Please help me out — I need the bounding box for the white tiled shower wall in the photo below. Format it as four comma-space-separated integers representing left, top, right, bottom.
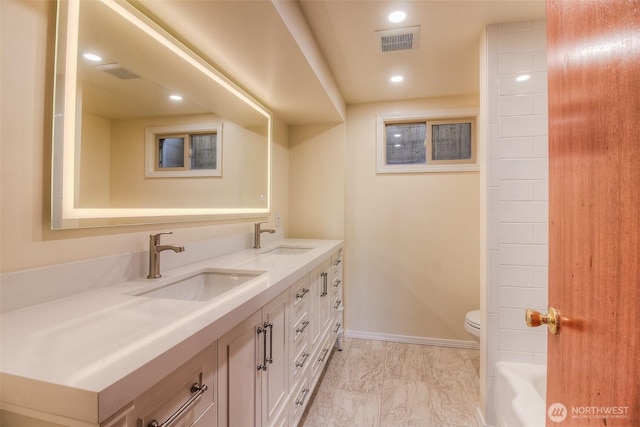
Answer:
484, 20, 548, 424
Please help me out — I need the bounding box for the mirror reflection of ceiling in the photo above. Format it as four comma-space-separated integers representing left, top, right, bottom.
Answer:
78, 0, 266, 129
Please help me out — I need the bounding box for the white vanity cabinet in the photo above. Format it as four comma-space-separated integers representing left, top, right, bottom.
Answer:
308, 258, 332, 352
114, 342, 217, 427
217, 290, 289, 427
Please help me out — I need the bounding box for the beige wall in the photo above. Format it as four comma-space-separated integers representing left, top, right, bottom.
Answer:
0, 0, 289, 273
345, 97, 481, 341
288, 124, 345, 240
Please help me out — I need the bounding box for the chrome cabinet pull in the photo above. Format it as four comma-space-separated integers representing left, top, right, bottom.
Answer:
266, 322, 274, 364
333, 279, 341, 288
296, 288, 309, 299
333, 259, 342, 266
320, 272, 328, 297
257, 325, 267, 371
295, 387, 310, 406
295, 352, 310, 368
334, 300, 342, 310
333, 323, 341, 334
147, 383, 208, 427
318, 348, 330, 362
296, 319, 310, 334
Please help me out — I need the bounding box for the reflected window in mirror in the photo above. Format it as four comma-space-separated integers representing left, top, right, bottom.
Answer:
146, 123, 222, 178
156, 132, 218, 172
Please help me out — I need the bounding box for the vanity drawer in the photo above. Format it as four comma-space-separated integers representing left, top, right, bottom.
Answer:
126, 343, 216, 427
290, 275, 310, 320
291, 311, 310, 350
290, 340, 310, 387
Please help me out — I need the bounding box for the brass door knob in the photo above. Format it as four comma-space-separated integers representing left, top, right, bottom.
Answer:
525, 307, 560, 335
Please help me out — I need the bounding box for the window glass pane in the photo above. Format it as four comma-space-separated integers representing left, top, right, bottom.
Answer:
190, 133, 217, 170
385, 123, 426, 165
158, 137, 184, 168
431, 123, 472, 160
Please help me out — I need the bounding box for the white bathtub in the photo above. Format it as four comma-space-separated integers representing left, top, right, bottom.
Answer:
495, 362, 547, 427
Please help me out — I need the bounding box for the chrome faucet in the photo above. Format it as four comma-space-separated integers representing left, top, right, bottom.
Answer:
253, 221, 275, 249
147, 232, 185, 279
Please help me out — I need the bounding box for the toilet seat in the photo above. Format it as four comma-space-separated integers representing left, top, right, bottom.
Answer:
464, 310, 481, 339
466, 310, 480, 329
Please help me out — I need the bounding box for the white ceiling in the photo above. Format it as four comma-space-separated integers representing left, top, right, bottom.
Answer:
137, 0, 546, 125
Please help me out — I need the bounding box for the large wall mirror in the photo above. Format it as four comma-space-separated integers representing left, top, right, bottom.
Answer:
52, 0, 271, 229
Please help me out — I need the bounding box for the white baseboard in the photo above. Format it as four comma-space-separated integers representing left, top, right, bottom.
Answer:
344, 330, 480, 350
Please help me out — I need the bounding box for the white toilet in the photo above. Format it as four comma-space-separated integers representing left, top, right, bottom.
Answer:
464, 310, 481, 341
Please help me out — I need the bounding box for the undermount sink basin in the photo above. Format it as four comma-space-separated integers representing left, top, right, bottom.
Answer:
263, 246, 314, 255
135, 269, 265, 302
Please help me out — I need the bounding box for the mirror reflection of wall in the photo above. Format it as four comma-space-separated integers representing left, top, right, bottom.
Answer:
52, 0, 272, 228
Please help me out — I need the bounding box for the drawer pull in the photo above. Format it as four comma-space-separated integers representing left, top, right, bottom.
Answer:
147, 383, 208, 427
295, 352, 310, 367
296, 288, 310, 299
318, 348, 330, 363
333, 323, 342, 334
334, 300, 342, 310
333, 259, 342, 266
333, 279, 341, 288
295, 387, 310, 406
296, 320, 310, 334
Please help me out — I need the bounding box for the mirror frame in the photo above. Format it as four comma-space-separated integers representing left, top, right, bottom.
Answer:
52, 0, 272, 229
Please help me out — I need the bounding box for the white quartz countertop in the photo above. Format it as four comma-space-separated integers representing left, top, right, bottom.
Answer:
0, 239, 343, 423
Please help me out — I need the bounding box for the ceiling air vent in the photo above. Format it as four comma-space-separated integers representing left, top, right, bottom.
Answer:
376, 26, 420, 53
96, 63, 140, 80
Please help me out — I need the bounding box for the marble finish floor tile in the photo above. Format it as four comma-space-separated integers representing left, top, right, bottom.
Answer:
300, 338, 479, 427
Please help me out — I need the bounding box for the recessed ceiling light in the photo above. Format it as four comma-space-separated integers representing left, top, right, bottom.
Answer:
394, 133, 402, 138
390, 75, 404, 83
394, 144, 402, 147
169, 94, 183, 101
516, 74, 531, 82
83, 52, 102, 62
388, 11, 406, 23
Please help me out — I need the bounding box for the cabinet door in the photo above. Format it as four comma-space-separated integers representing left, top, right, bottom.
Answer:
261, 291, 289, 427
217, 310, 262, 427
309, 259, 332, 352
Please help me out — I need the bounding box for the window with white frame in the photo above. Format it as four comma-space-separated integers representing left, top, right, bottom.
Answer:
145, 123, 222, 178
376, 108, 479, 173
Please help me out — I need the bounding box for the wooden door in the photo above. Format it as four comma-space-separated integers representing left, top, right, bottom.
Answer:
546, 1, 640, 425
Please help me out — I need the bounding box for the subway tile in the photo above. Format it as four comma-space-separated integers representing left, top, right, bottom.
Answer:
499, 201, 548, 222
499, 180, 535, 201
534, 180, 548, 200
499, 244, 548, 266
534, 267, 548, 288
498, 137, 535, 158
499, 307, 538, 330
499, 350, 534, 364
488, 187, 499, 250
534, 92, 548, 115
533, 50, 548, 71
533, 19, 547, 32
498, 28, 547, 53
533, 351, 547, 365
499, 286, 548, 310
499, 223, 534, 244
499, 265, 535, 287
498, 114, 548, 137
499, 158, 548, 180
533, 136, 549, 157
487, 314, 500, 376
534, 223, 548, 245
499, 329, 547, 353
498, 51, 533, 74
499, 95, 534, 117
499, 72, 548, 95
488, 250, 500, 314
488, 124, 500, 187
